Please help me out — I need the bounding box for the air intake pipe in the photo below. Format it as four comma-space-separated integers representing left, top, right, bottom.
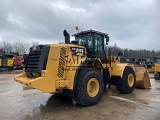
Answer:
63, 30, 70, 44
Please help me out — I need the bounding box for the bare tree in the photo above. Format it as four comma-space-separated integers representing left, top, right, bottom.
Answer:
31, 41, 39, 47
0, 41, 13, 53
13, 42, 30, 55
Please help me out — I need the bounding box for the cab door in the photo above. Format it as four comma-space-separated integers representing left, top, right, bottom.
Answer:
93, 36, 106, 63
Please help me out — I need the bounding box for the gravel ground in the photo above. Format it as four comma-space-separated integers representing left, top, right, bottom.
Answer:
0, 71, 160, 120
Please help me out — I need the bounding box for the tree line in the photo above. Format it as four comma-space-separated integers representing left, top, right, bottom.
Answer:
108, 44, 160, 59
0, 41, 160, 59
0, 41, 39, 55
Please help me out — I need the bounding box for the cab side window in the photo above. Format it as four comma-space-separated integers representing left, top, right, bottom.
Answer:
95, 36, 102, 52
78, 38, 85, 45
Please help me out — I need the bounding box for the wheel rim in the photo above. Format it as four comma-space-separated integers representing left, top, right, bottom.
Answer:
87, 78, 99, 97
128, 74, 134, 87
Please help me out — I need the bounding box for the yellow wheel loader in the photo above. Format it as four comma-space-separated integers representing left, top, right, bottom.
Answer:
14, 29, 151, 106
154, 57, 160, 80
0, 54, 14, 70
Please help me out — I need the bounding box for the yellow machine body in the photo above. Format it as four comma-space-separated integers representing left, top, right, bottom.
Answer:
14, 29, 151, 106
0, 54, 14, 69
105, 57, 151, 89
15, 44, 85, 93
155, 63, 160, 72
14, 44, 133, 93
7, 58, 14, 66
134, 66, 151, 88
0, 58, 1, 67
153, 57, 160, 80
154, 63, 160, 80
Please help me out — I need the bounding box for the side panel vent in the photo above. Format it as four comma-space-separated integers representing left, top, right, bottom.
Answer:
57, 47, 67, 78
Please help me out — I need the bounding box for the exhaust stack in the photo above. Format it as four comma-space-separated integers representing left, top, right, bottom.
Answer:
63, 30, 70, 44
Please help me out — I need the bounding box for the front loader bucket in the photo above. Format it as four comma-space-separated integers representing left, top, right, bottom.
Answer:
134, 67, 151, 89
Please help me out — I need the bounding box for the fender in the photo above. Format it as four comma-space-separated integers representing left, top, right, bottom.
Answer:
111, 63, 129, 77
72, 58, 104, 90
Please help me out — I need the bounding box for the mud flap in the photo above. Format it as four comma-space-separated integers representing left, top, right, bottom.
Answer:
135, 67, 151, 89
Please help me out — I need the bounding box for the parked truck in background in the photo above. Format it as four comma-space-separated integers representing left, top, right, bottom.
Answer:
154, 56, 160, 80
0, 53, 14, 70
13, 55, 24, 69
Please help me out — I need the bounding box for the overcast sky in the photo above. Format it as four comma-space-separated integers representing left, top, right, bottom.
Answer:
0, 0, 159, 50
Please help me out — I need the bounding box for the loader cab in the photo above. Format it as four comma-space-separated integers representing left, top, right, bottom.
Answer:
72, 30, 109, 63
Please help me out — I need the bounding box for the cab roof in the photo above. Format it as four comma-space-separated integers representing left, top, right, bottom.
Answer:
72, 29, 108, 37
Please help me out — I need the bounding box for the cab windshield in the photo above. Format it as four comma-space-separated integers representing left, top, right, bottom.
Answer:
76, 37, 93, 47
75, 35, 103, 53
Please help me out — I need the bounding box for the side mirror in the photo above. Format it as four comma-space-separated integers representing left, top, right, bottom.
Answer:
116, 52, 124, 60
105, 35, 109, 45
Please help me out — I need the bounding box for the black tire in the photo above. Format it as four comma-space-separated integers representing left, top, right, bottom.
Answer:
54, 93, 66, 97
116, 66, 136, 94
154, 72, 160, 80
73, 68, 104, 106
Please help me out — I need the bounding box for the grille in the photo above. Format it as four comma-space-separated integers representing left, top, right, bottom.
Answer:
25, 45, 49, 74
57, 47, 67, 78
25, 50, 42, 72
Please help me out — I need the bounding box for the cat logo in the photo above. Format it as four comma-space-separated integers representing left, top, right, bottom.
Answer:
70, 47, 85, 56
